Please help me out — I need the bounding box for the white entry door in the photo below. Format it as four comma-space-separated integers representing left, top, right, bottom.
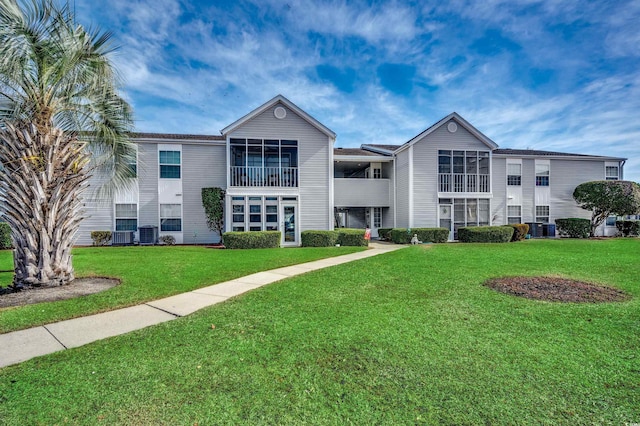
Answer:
439, 204, 453, 241
281, 204, 298, 246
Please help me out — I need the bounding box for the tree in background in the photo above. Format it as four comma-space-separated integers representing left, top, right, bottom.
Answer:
573, 180, 640, 237
202, 187, 225, 239
0, 0, 134, 287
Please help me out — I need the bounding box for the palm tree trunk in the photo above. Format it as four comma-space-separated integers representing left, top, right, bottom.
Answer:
0, 124, 89, 287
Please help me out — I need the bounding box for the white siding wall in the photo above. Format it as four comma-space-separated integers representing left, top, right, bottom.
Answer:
549, 159, 604, 221
522, 159, 535, 222
395, 151, 410, 227
228, 102, 332, 231
77, 172, 112, 245
182, 144, 227, 244
138, 142, 159, 228
492, 157, 507, 224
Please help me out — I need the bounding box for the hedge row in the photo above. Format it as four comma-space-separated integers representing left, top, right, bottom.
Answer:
0, 222, 11, 249
616, 220, 640, 237
457, 226, 514, 243
223, 231, 281, 249
301, 229, 369, 247
507, 223, 529, 242
389, 228, 450, 244
377, 228, 393, 241
90, 231, 112, 246
555, 218, 590, 238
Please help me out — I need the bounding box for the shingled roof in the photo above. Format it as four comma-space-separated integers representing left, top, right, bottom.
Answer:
131, 132, 225, 141
494, 148, 605, 158
334, 148, 384, 156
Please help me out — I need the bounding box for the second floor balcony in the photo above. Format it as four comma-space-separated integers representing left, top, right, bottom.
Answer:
439, 173, 490, 193
230, 166, 298, 187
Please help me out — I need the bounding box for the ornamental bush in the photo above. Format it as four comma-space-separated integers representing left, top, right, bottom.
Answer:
301, 230, 339, 247
90, 231, 112, 246
0, 222, 11, 249
507, 223, 530, 242
377, 228, 393, 241
159, 235, 176, 245
222, 231, 281, 249
555, 218, 591, 238
458, 226, 514, 243
389, 228, 450, 244
337, 228, 368, 246
615, 220, 640, 237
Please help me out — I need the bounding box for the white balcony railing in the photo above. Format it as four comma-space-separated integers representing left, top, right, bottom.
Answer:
439, 173, 490, 192
230, 166, 298, 187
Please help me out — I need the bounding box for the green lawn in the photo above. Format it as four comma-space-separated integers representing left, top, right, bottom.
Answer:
0, 245, 363, 333
1, 239, 639, 424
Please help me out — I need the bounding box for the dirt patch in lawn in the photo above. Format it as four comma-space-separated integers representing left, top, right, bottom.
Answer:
484, 276, 631, 303
0, 277, 119, 308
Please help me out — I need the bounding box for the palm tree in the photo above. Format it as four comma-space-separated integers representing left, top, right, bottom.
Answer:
0, 0, 135, 287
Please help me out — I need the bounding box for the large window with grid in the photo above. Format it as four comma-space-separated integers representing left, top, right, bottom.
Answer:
159, 150, 181, 179
605, 165, 619, 180
115, 204, 137, 231
160, 204, 182, 231
535, 205, 550, 223
507, 163, 521, 186
507, 205, 522, 224
535, 163, 550, 186
438, 150, 490, 192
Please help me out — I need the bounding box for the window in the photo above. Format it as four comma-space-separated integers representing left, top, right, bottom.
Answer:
605, 166, 619, 180
507, 163, 521, 186
535, 163, 549, 186
374, 208, 382, 228
115, 204, 137, 231
232, 205, 244, 223
159, 150, 181, 179
535, 205, 550, 223
605, 216, 616, 226
373, 168, 382, 179
438, 150, 490, 192
160, 204, 181, 231
507, 206, 521, 224
266, 205, 278, 223
249, 204, 261, 223
230, 139, 298, 187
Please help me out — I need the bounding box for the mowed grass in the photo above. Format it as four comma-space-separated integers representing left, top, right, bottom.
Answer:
1, 239, 639, 425
0, 245, 363, 333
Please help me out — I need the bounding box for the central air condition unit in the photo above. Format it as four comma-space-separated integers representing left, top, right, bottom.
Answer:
138, 226, 158, 245
112, 231, 135, 246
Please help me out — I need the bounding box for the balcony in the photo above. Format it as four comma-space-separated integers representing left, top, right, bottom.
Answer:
439, 173, 490, 193
230, 166, 298, 187
334, 178, 390, 207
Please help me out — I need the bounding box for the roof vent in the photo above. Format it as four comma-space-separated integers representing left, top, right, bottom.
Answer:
447, 122, 458, 133
274, 106, 287, 119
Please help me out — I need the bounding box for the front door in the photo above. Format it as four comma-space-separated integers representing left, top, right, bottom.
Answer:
281, 204, 298, 246
439, 204, 453, 241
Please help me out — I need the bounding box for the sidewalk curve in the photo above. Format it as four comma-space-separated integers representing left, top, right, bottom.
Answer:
0, 242, 405, 368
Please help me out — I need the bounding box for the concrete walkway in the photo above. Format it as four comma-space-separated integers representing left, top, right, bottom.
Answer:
0, 242, 405, 368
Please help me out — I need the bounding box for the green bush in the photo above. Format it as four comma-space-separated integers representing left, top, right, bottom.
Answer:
507, 223, 530, 242
0, 222, 11, 249
389, 228, 450, 244
389, 228, 412, 244
377, 228, 393, 241
615, 220, 640, 237
337, 228, 368, 247
458, 226, 514, 243
90, 231, 112, 246
222, 231, 281, 249
301, 230, 339, 247
555, 218, 591, 238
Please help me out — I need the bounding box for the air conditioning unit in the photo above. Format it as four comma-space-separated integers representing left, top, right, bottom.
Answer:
112, 231, 135, 246
138, 226, 158, 245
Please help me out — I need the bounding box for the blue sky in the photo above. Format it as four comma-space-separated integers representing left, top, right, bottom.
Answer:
77, 0, 640, 181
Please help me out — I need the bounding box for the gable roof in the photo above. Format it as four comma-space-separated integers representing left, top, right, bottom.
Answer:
395, 112, 499, 154
220, 94, 336, 140
494, 148, 626, 161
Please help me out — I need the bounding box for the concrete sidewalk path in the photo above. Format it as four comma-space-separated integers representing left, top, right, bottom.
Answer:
0, 242, 405, 368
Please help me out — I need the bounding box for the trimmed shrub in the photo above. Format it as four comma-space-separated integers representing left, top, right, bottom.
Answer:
458, 226, 514, 243
414, 228, 450, 243
301, 230, 339, 247
507, 223, 530, 242
337, 228, 368, 246
615, 220, 640, 237
390, 228, 412, 244
389, 228, 450, 244
159, 235, 176, 245
377, 228, 393, 241
222, 231, 281, 249
90, 231, 112, 246
555, 218, 591, 238
0, 222, 11, 249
